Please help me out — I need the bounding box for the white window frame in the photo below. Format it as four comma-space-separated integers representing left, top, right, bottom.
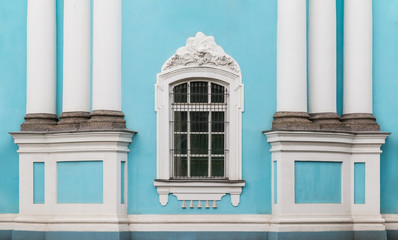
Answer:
154, 32, 245, 207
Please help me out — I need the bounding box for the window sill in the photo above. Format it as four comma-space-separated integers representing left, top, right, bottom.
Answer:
154, 179, 245, 208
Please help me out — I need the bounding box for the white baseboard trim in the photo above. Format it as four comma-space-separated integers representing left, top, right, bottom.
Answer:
382, 214, 398, 231
1, 214, 397, 232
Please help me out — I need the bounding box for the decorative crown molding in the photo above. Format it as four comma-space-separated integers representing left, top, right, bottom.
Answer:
162, 32, 240, 74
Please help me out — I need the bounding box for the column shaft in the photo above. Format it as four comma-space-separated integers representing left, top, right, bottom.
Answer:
276, 0, 307, 112
26, 0, 56, 115
273, 0, 310, 130
59, 0, 91, 128
92, 0, 121, 111
23, 0, 57, 131
87, 0, 126, 129
342, 0, 379, 131
308, 0, 336, 114
343, 0, 373, 114
63, 0, 91, 113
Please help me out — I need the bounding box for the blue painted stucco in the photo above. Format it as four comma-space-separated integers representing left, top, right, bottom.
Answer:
295, 161, 342, 204
273, 161, 277, 204
122, 0, 276, 214
57, 161, 103, 204
374, 0, 398, 214
354, 162, 366, 204
121, 161, 125, 204
0, 0, 26, 214
33, 162, 45, 204
0, 0, 397, 216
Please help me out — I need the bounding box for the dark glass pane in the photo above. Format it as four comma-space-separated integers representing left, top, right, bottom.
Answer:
174, 112, 187, 132
211, 157, 224, 177
191, 157, 208, 177
190, 134, 208, 154
211, 112, 224, 132
211, 134, 224, 154
190, 112, 208, 132
211, 83, 225, 103
174, 134, 187, 154
190, 82, 208, 103
173, 83, 187, 103
174, 156, 187, 177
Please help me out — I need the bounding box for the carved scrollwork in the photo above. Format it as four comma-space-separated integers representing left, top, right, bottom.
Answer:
162, 32, 240, 73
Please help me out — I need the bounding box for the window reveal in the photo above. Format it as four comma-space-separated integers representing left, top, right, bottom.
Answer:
170, 81, 228, 178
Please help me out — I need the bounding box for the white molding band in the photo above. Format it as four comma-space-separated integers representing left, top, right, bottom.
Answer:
26, 0, 56, 114
343, 0, 373, 114
63, 0, 91, 112
3, 214, 398, 232
92, 0, 122, 111
308, 0, 337, 114
276, 0, 307, 112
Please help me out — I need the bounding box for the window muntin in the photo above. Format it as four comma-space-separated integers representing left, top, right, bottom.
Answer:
170, 81, 228, 179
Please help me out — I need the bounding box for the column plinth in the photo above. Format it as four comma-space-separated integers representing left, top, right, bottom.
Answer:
21, 113, 58, 131
341, 113, 380, 131
57, 112, 91, 130
309, 113, 347, 130
82, 110, 126, 130
272, 112, 312, 130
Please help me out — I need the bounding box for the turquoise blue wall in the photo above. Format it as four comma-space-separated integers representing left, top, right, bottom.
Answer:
295, 161, 342, 204
374, 0, 398, 214
354, 162, 366, 204
57, 161, 103, 204
0, 0, 397, 215
0, 0, 26, 213
123, 0, 276, 214
33, 162, 45, 204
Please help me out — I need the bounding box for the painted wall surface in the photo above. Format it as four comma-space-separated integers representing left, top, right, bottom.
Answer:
0, 0, 26, 214
33, 162, 45, 204
0, 0, 397, 215
374, 0, 398, 214
122, 0, 276, 214
354, 162, 366, 204
295, 161, 342, 204
57, 161, 103, 204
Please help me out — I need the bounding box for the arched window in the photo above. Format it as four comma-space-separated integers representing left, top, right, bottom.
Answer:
154, 33, 245, 208
171, 81, 228, 178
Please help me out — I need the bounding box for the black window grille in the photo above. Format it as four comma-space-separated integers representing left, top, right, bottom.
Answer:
170, 81, 228, 179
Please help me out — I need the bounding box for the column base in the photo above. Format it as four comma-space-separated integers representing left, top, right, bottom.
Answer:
341, 113, 380, 131
57, 111, 90, 130
272, 112, 313, 130
310, 112, 348, 130
20, 113, 58, 131
81, 110, 126, 130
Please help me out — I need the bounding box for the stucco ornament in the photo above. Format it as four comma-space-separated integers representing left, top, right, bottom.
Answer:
162, 32, 240, 73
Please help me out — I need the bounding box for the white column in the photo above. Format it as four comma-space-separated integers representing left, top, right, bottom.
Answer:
92, 0, 122, 111
308, 0, 336, 114
277, 0, 307, 112
26, 0, 56, 114
63, 0, 91, 112
344, 0, 373, 114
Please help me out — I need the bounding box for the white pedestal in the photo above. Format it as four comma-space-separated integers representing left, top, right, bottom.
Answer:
10, 130, 135, 232
264, 131, 389, 233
